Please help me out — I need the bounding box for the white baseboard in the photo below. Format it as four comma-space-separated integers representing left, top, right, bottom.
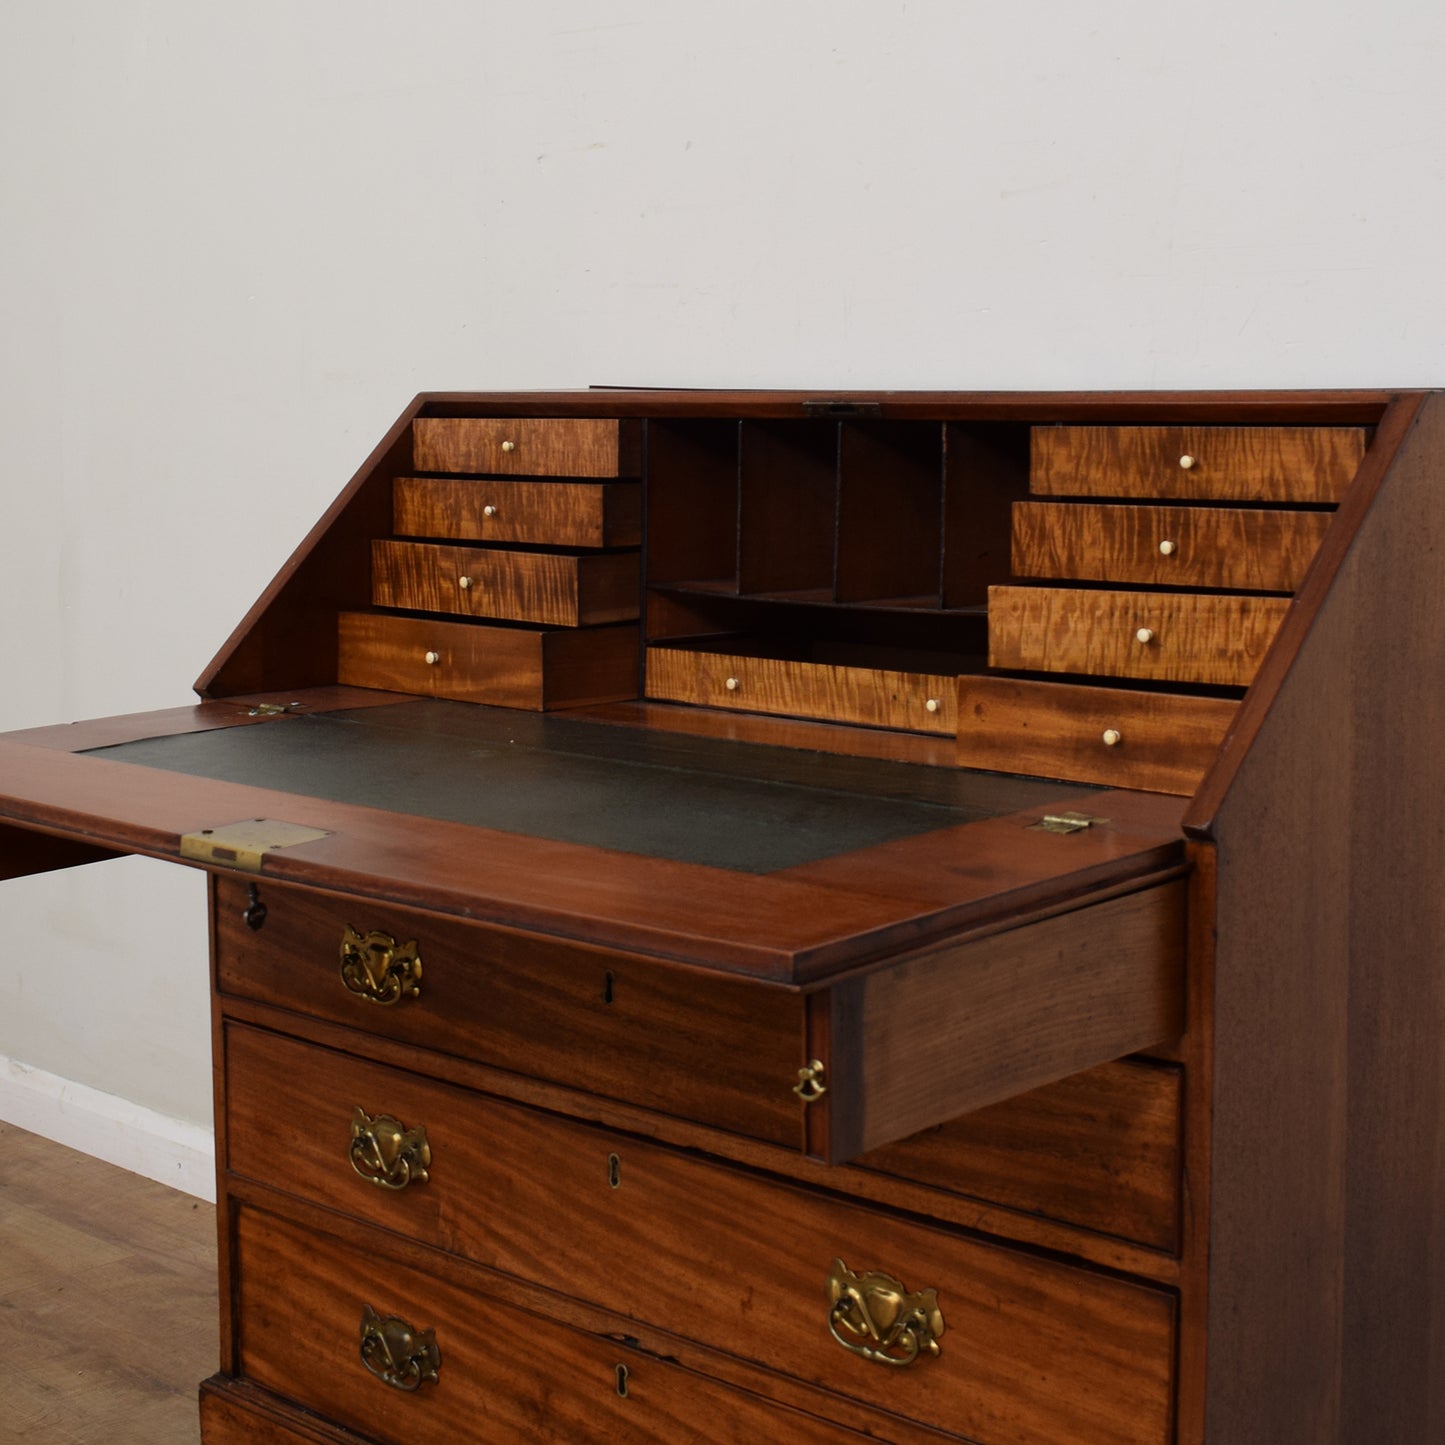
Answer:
0, 1055, 216, 1202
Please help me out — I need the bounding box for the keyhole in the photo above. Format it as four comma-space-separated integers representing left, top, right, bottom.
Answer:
602, 971, 615, 1005
608, 1153, 621, 1189
243, 884, 268, 931
615, 1363, 629, 1398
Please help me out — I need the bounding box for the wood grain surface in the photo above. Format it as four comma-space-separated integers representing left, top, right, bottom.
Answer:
371, 540, 640, 627
393, 475, 641, 549
412, 416, 642, 477
1031, 425, 1368, 502
1012, 500, 1332, 590
957, 676, 1239, 795
989, 585, 1290, 686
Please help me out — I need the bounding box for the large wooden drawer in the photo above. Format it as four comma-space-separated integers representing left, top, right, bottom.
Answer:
233, 1207, 871, 1445
1031, 424, 1366, 502
336, 611, 638, 709
958, 675, 1239, 796
645, 643, 958, 734
412, 416, 642, 477
371, 540, 639, 627
212, 875, 802, 1147
1012, 500, 1332, 591
393, 475, 641, 549
227, 1031, 1176, 1445
988, 584, 1290, 687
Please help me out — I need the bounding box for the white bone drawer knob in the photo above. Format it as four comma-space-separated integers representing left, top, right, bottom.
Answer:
458, 575, 472, 590
1159, 539, 1177, 556
1102, 728, 1122, 747
725, 677, 741, 692
501, 440, 516, 453
1179, 454, 1196, 470
424, 651, 441, 666
925, 698, 941, 714
483, 505, 498, 518
1136, 627, 1156, 645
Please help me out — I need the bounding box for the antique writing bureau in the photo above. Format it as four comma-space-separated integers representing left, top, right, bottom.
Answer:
2, 389, 1443, 1444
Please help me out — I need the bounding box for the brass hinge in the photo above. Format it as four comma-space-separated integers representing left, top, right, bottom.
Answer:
1031, 811, 1111, 835
180, 818, 331, 872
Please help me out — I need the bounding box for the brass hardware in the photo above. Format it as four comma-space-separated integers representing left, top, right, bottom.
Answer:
340, 927, 423, 1005
1032, 810, 1111, 835
793, 1059, 827, 1103
1179, 454, 1196, 469
501, 440, 516, 453
1158, 539, 1177, 556
1102, 728, 1122, 747
243, 883, 268, 931
725, 676, 741, 692
608, 1153, 621, 1189
458, 575, 472, 590
924, 698, 941, 714
424, 650, 441, 665
826, 1258, 944, 1368
359, 1304, 440, 1392
180, 818, 331, 873
1135, 627, 1155, 644
483, 504, 499, 518
350, 1107, 431, 1190
246, 701, 304, 717
615, 1363, 630, 1397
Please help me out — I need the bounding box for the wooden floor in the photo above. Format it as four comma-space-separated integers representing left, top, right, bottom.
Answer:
0, 1122, 217, 1444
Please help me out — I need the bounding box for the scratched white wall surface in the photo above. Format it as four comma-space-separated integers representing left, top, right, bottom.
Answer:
1, 1, 1442, 1147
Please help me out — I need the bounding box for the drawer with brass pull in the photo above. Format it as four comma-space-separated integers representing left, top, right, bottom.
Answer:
224, 1024, 1176, 1445
411, 416, 643, 478
232, 1205, 874, 1444
212, 873, 804, 1147
1011, 500, 1333, 592
371, 540, 640, 628
393, 475, 642, 550
988, 584, 1290, 688
1030, 424, 1366, 503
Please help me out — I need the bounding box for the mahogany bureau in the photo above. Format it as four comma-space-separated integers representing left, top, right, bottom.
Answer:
2, 389, 1443, 1444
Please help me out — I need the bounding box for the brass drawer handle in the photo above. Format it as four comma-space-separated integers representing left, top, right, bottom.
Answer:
350, 1107, 431, 1190
826, 1258, 944, 1367
359, 1304, 440, 1391
340, 927, 423, 1006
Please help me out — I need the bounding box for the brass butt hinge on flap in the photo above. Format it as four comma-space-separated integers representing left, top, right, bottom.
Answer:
179, 818, 331, 873
1030, 810, 1111, 835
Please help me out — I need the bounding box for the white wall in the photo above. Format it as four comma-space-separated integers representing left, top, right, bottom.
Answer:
2, 1, 1442, 1178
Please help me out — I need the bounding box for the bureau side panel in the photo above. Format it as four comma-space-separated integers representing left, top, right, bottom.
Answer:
1205, 392, 1445, 1443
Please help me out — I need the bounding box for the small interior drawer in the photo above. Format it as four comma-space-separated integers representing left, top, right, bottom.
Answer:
1012, 500, 1333, 592
1031, 424, 1366, 503
212, 874, 803, 1147
393, 476, 641, 549
336, 611, 638, 710
228, 1039, 1176, 1445
988, 585, 1290, 687
371, 540, 639, 628
957, 675, 1239, 795
412, 416, 642, 477
234, 1207, 869, 1445
645, 640, 958, 734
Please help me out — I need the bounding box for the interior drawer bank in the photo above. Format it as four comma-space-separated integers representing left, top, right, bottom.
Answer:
214, 872, 1185, 1168
229, 1121, 1176, 1445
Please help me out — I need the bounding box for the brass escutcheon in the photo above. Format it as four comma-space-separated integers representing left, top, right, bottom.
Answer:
349, 1107, 431, 1191
825, 1258, 945, 1367
359, 1304, 441, 1391
793, 1059, 827, 1103
340, 927, 422, 1005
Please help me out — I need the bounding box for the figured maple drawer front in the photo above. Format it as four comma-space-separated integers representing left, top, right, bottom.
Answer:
1012, 500, 1333, 591
1031, 424, 1366, 502
412, 417, 642, 477
227, 1029, 1174, 1445
958, 676, 1239, 796
646, 646, 957, 734
212, 875, 801, 1147
337, 612, 638, 710
989, 585, 1289, 687
372, 540, 639, 627
393, 476, 642, 549
234, 1207, 869, 1445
